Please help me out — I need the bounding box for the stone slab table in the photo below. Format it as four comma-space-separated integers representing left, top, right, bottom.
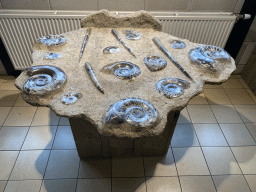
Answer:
15, 10, 236, 158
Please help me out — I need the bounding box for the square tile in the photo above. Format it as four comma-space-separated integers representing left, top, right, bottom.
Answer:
212, 175, 251, 192
177, 107, 191, 124
0, 151, 19, 180
219, 124, 256, 146
52, 126, 76, 150
244, 175, 256, 192
204, 89, 232, 105
4, 180, 42, 192
50, 0, 97, 10
239, 42, 256, 64
144, 148, 177, 176
193, 124, 228, 146
9, 150, 50, 180
239, 79, 250, 89
0, 82, 19, 91
224, 89, 255, 104
202, 147, 242, 175
236, 42, 249, 64
221, 79, 244, 89
3, 107, 37, 126
171, 124, 200, 147
58, 117, 70, 125
210, 105, 243, 123
0, 181, 6, 192
191, 0, 236, 11
98, 0, 144, 11
203, 83, 222, 89
229, 75, 241, 79
0, 107, 11, 126
0, 127, 29, 150
14, 94, 33, 107
234, 105, 256, 123
40, 179, 77, 192
22, 126, 57, 150
31, 107, 60, 126
146, 0, 190, 10
146, 176, 181, 192
78, 158, 112, 178
231, 146, 256, 174
76, 178, 111, 192
173, 147, 210, 175
179, 176, 216, 192
112, 178, 146, 192
245, 123, 256, 141
188, 93, 208, 105
0, 91, 19, 107
112, 157, 144, 177
246, 89, 256, 103
187, 105, 217, 123
44, 150, 80, 179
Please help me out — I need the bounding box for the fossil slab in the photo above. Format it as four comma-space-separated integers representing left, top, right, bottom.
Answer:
15, 10, 236, 138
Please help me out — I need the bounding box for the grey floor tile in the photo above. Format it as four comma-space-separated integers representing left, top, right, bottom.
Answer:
171, 124, 200, 147
204, 89, 232, 105
0, 107, 11, 126
31, 107, 60, 126
44, 150, 80, 179
78, 158, 112, 178
188, 93, 208, 105
146, 176, 181, 192
0, 151, 19, 180
212, 175, 251, 192
244, 175, 256, 192
112, 178, 146, 192
246, 89, 256, 103
40, 179, 77, 192
2, 76, 16, 81
52, 126, 76, 150
0, 82, 19, 91
219, 124, 256, 146
144, 148, 177, 176
4, 180, 42, 192
193, 124, 228, 146
177, 107, 191, 124
3, 107, 37, 126
58, 117, 70, 126
210, 105, 243, 123
245, 123, 256, 141
231, 146, 256, 174
14, 94, 33, 107
179, 176, 216, 192
0, 127, 29, 150
0, 91, 19, 107
173, 147, 210, 175
9, 150, 50, 180
239, 78, 250, 89
234, 105, 256, 123
202, 147, 242, 175
76, 178, 111, 192
187, 105, 217, 123
224, 89, 255, 104
203, 84, 223, 89
0, 181, 6, 192
22, 126, 57, 150
221, 79, 244, 89
229, 75, 241, 79
112, 157, 144, 177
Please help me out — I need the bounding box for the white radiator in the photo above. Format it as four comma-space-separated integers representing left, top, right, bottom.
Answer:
0, 10, 236, 70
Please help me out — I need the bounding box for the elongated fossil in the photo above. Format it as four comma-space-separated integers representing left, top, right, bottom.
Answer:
79, 28, 92, 62
85, 62, 105, 94
111, 29, 136, 58
152, 37, 194, 82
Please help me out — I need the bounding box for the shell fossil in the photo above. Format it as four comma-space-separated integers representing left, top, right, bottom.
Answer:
123, 30, 142, 40
170, 40, 186, 49
189, 45, 231, 71
156, 78, 190, 98
44, 53, 62, 60
38, 35, 66, 46
103, 46, 120, 54
143, 55, 167, 71
61, 92, 82, 105
101, 61, 141, 80
23, 65, 66, 95
105, 98, 158, 127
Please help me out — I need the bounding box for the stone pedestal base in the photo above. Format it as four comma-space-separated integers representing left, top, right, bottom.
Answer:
69, 111, 180, 158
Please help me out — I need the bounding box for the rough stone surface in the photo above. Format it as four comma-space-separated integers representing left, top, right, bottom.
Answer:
15, 10, 236, 139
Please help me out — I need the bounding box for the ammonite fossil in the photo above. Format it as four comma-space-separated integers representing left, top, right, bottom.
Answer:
61, 92, 82, 105
123, 30, 142, 40
170, 40, 186, 49
23, 65, 66, 95
44, 53, 62, 60
156, 78, 190, 98
105, 98, 158, 127
103, 46, 120, 54
143, 55, 167, 71
101, 61, 141, 80
38, 35, 66, 46
189, 45, 231, 71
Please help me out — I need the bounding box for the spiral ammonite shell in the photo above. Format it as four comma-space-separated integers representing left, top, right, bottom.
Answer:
23, 65, 66, 95
103, 46, 120, 54
61, 92, 82, 105
105, 98, 158, 127
123, 30, 142, 40
156, 78, 190, 98
44, 53, 62, 60
38, 35, 66, 46
170, 40, 186, 49
143, 55, 167, 71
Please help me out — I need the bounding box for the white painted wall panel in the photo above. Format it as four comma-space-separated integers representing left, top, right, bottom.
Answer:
146, 0, 191, 11
191, 0, 237, 12
50, 0, 98, 10
1, 0, 51, 10
234, 0, 245, 13
98, 0, 144, 11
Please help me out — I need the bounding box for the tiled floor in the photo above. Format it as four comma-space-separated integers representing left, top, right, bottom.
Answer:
0, 75, 256, 192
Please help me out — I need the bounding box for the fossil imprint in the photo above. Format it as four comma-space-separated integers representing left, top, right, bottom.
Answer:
61, 92, 82, 105
170, 40, 186, 49
123, 30, 142, 40
143, 55, 167, 71
44, 53, 62, 60
103, 46, 120, 54
38, 35, 66, 46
